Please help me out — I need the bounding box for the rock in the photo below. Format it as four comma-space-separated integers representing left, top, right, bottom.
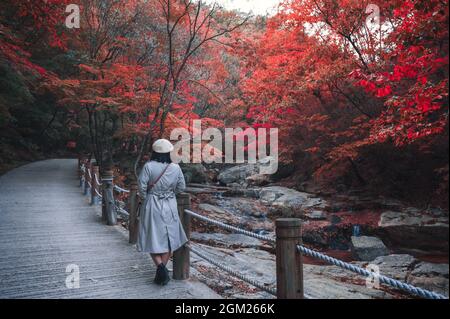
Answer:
259, 186, 310, 213
246, 174, 271, 186
185, 187, 223, 194
305, 210, 327, 220
191, 245, 277, 292
407, 262, 449, 296
217, 157, 280, 186
303, 229, 329, 246
209, 196, 273, 225
218, 164, 258, 185
228, 182, 245, 189
223, 188, 260, 198
351, 236, 389, 261
380, 211, 438, 227
411, 262, 449, 277
371, 254, 417, 281
427, 207, 448, 217
259, 186, 328, 215
330, 215, 342, 225
372, 256, 449, 297
191, 232, 263, 248
198, 196, 274, 231
198, 203, 229, 215
303, 197, 328, 208
260, 186, 304, 203
303, 265, 393, 299
191, 245, 396, 299
378, 210, 449, 250
181, 163, 209, 184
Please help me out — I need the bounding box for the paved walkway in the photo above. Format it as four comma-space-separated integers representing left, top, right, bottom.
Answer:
0, 159, 219, 299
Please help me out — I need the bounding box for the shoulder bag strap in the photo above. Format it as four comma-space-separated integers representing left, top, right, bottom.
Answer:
148, 163, 171, 192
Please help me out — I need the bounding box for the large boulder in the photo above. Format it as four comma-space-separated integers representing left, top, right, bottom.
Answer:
190, 232, 263, 248
305, 210, 327, 220
351, 236, 389, 261
371, 254, 417, 281
218, 164, 258, 185
217, 157, 279, 186
260, 186, 309, 204
180, 163, 209, 184
259, 186, 328, 216
246, 174, 271, 187
407, 262, 449, 296
378, 210, 449, 250
198, 203, 229, 215
371, 255, 449, 296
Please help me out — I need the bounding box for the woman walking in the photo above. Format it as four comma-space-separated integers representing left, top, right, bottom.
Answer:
137, 139, 188, 285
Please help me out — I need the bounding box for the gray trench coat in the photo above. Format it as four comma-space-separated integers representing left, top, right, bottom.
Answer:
137, 161, 188, 254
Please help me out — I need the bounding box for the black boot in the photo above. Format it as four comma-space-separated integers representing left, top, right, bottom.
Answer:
154, 264, 165, 285
160, 264, 170, 286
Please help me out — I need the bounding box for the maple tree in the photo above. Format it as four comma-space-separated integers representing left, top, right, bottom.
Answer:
0, 0, 448, 207
235, 0, 448, 203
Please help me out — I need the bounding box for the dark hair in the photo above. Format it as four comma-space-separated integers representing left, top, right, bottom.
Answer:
150, 152, 172, 164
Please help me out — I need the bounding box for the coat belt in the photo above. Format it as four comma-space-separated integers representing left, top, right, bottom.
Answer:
148, 191, 176, 200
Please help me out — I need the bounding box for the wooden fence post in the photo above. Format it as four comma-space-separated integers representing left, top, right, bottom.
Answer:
84, 161, 91, 196
275, 218, 304, 299
91, 165, 100, 205
101, 170, 117, 226
173, 193, 191, 280
78, 157, 83, 187
128, 180, 139, 244
81, 159, 87, 191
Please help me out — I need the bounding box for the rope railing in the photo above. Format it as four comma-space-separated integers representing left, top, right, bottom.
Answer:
94, 187, 103, 198
297, 245, 447, 300
187, 243, 277, 296
113, 185, 130, 220
186, 209, 448, 300
114, 185, 130, 194
115, 204, 130, 218
185, 209, 275, 243
95, 173, 102, 187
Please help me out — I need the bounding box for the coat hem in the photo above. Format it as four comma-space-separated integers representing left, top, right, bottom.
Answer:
136, 239, 188, 254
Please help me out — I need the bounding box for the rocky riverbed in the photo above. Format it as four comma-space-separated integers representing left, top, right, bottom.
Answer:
181, 162, 449, 299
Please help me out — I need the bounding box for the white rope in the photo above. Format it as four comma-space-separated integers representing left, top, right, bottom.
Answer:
297, 245, 448, 300
185, 210, 275, 243
187, 243, 277, 296
116, 205, 130, 217
95, 188, 103, 198
114, 185, 130, 193
95, 173, 102, 186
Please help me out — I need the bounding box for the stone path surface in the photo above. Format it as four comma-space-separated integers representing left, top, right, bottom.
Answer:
0, 159, 220, 299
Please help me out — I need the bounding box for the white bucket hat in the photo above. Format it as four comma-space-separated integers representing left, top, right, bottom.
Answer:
152, 139, 174, 153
